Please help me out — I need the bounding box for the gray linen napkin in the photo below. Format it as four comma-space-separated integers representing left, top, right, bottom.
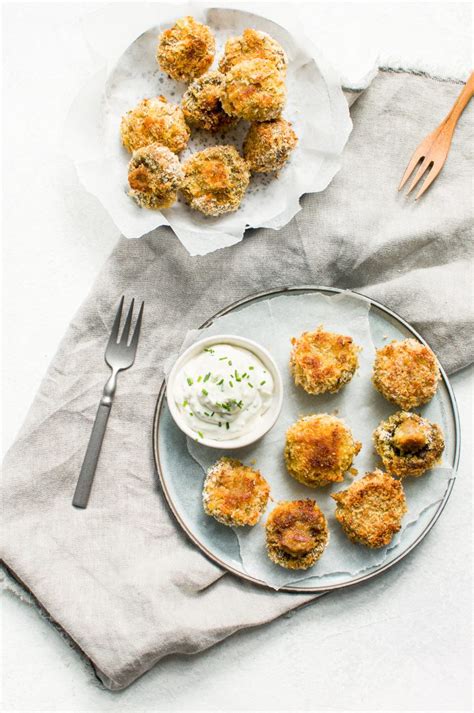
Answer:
2, 70, 473, 691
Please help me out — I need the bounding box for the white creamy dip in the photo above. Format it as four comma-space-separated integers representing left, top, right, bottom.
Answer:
173, 343, 275, 441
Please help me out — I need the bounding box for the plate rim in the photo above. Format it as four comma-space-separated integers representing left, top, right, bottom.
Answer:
152, 285, 460, 593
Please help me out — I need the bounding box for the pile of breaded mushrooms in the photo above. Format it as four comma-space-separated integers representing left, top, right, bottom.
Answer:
202, 329, 445, 571
121, 16, 298, 215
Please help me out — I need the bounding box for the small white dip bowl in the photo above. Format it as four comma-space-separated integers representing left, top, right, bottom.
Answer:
166, 334, 283, 449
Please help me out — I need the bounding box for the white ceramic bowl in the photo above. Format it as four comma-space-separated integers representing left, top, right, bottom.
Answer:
166, 334, 283, 449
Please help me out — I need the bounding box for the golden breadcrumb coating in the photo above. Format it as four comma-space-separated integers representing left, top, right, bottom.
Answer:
290, 326, 360, 395
285, 414, 361, 488
156, 16, 215, 82
128, 143, 183, 209
332, 470, 407, 548
181, 71, 236, 132
120, 96, 190, 154
243, 118, 298, 173
373, 411, 444, 478
203, 457, 270, 527
181, 145, 250, 216
266, 499, 329, 569
373, 338, 441, 409
218, 28, 288, 74
221, 58, 286, 122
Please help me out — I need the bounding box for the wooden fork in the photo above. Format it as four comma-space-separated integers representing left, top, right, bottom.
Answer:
399, 71, 474, 200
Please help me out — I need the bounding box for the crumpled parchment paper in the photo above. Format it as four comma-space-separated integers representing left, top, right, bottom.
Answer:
64, 3, 353, 255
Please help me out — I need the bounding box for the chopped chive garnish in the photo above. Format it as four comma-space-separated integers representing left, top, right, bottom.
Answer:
204, 347, 215, 354
187, 377, 193, 386
182, 399, 188, 407
260, 380, 266, 386
242, 372, 247, 379
228, 360, 232, 366
202, 388, 208, 396
249, 366, 254, 370
189, 412, 194, 416
226, 422, 230, 430
197, 375, 202, 382
229, 381, 234, 388
203, 372, 211, 382
218, 422, 222, 427
218, 356, 227, 360
248, 382, 254, 388
197, 431, 204, 438
217, 378, 224, 386
210, 412, 214, 417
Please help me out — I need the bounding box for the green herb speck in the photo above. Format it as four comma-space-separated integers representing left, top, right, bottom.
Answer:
202, 388, 208, 396
186, 377, 193, 386
226, 422, 230, 430
248, 382, 254, 388
203, 372, 211, 382
260, 380, 266, 386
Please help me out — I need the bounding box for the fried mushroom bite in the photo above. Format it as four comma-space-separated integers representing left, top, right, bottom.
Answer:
290, 326, 360, 395
203, 457, 270, 526
218, 28, 288, 74
243, 118, 298, 173
373, 411, 444, 478
181, 145, 250, 216
181, 71, 236, 132
127, 143, 183, 209
120, 96, 190, 154
221, 58, 286, 122
285, 414, 361, 488
266, 499, 329, 569
156, 16, 215, 82
372, 338, 441, 409
332, 470, 407, 548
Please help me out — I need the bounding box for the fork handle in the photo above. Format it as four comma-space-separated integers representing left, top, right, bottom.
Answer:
72, 370, 118, 508
444, 71, 474, 127
72, 402, 112, 508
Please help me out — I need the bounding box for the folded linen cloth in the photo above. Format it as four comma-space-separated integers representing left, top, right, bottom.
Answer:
2, 70, 473, 690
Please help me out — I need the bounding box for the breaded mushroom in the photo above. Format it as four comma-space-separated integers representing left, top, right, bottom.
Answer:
120, 96, 190, 154
128, 143, 183, 209
332, 470, 407, 548
266, 499, 329, 569
181, 145, 250, 216
285, 414, 361, 488
181, 71, 236, 132
221, 58, 286, 122
202, 457, 270, 526
156, 16, 215, 82
373, 411, 445, 478
243, 118, 298, 173
290, 326, 360, 395
218, 28, 288, 75
373, 338, 441, 409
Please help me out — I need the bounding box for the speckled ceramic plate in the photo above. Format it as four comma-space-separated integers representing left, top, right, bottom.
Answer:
152, 287, 460, 592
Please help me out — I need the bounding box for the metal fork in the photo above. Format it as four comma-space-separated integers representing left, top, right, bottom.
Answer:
72, 297, 144, 509
398, 71, 474, 200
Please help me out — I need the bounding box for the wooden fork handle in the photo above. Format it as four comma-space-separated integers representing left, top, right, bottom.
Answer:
443, 71, 474, 128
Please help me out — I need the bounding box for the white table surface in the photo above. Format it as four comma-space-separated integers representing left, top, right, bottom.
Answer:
1, 3, 472, 711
